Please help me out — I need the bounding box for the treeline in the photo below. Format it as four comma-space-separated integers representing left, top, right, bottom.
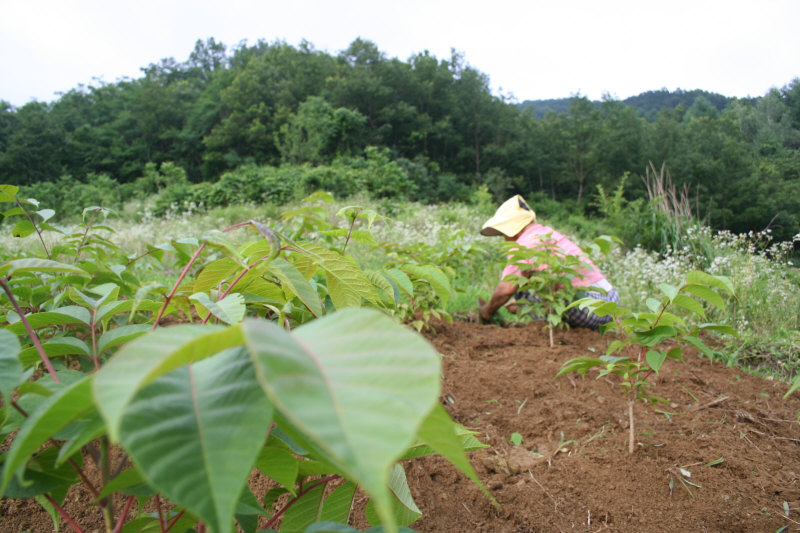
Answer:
521, 88, 741, 120
1, 38, 799, 241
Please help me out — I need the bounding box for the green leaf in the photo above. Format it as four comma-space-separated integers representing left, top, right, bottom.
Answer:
193, 258, 240, 293
3, 447, 77, 498
680, 284, 725, 311
319, 481, 357, 524
555, 356, 604, 378
403, 264, 451, 308
0, 329, 22, 402
1, 376, 93, 495
365, 464, 422, 527
696, 323, 738, 337
659, 283, 679, 302
0, 184, 19, 201
96, 466, 156, 500
118, 347, 273, 533
645, 298, 662, 313
414, 404, 496, 508
6, 305, 91, 334
93, 324, 242, 440
281, 483, 326, 533
646, 350, 668, 373
682, 335, 715, 358
97, 324, 152, 354
0, 258, 90, 277
12, 219, 36, 238
256, 446, 299, 495
190, 292, 246, 325
244, 309, 441, 529
20, 337, 92, 366
365, 270, 396, 307
685, 271, 734, 294
267, 258, 323, 318
54, 409, 106, 466
203, 230, 247, 266
382, 269, 413, 298
670, 294, 706, 318
294, 242, 380, 309
635, 325, 677, 347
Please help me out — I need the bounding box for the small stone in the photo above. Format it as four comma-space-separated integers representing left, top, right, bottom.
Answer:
487, 480, 504, 490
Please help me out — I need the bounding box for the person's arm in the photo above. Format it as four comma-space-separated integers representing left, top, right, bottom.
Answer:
478, 280, 517, 321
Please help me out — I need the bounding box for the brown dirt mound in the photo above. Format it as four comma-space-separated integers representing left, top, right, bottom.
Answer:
407, 320, 800, 533
3, 321, 799, 532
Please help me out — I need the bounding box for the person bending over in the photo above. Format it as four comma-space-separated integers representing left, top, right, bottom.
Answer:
477, 194, 618, 329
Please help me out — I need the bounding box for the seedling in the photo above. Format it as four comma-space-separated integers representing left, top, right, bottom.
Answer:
557, 270, 736, 454
0, 187, 495, 533
510, 432, 524, 446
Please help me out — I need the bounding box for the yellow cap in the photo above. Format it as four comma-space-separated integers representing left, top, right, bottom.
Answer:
480, 195, 536, 237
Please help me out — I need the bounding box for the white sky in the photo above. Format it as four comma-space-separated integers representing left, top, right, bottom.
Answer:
2, 0, 799, 107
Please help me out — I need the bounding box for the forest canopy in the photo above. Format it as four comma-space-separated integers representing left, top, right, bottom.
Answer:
1, 37, 799, 241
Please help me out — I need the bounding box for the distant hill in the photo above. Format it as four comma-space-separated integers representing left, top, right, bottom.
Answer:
519, 89, 755, 119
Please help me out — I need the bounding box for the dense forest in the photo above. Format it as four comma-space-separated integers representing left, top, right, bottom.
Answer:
1, 37, 799, 241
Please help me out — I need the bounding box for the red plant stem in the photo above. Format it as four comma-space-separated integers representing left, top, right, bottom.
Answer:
11, 399, 28, 417
263, 475, 339, 529
0, 277, 60, 383
112, 496, 136, 533
200, 267, 251, 325
152, 243, 206, 330
152, 220, 257, 330
165, 510, 186, 531
44, 493, 84, 533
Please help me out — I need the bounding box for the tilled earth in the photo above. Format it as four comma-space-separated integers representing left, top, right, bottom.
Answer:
3, 320, 800, 532
405, 320, 800, 532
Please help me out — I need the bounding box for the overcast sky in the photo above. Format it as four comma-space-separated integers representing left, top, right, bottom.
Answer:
2, 0, 799, 108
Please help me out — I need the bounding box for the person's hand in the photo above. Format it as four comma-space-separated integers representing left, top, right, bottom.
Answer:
505, 302, 520, 314
477, 297, 491, 323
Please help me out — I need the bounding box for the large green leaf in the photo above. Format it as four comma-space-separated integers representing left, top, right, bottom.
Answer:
118, 347, 273, 533
0, 329, 22, 402
93, 324, 242, 440
0, 376, 93, 495
243, 309, 441, 530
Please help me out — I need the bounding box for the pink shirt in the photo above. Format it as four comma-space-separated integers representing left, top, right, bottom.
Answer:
501, 224, 605, 288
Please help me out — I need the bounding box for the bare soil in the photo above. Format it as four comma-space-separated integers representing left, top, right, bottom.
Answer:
3, 320, 800, 532
406, 320, 800, 532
